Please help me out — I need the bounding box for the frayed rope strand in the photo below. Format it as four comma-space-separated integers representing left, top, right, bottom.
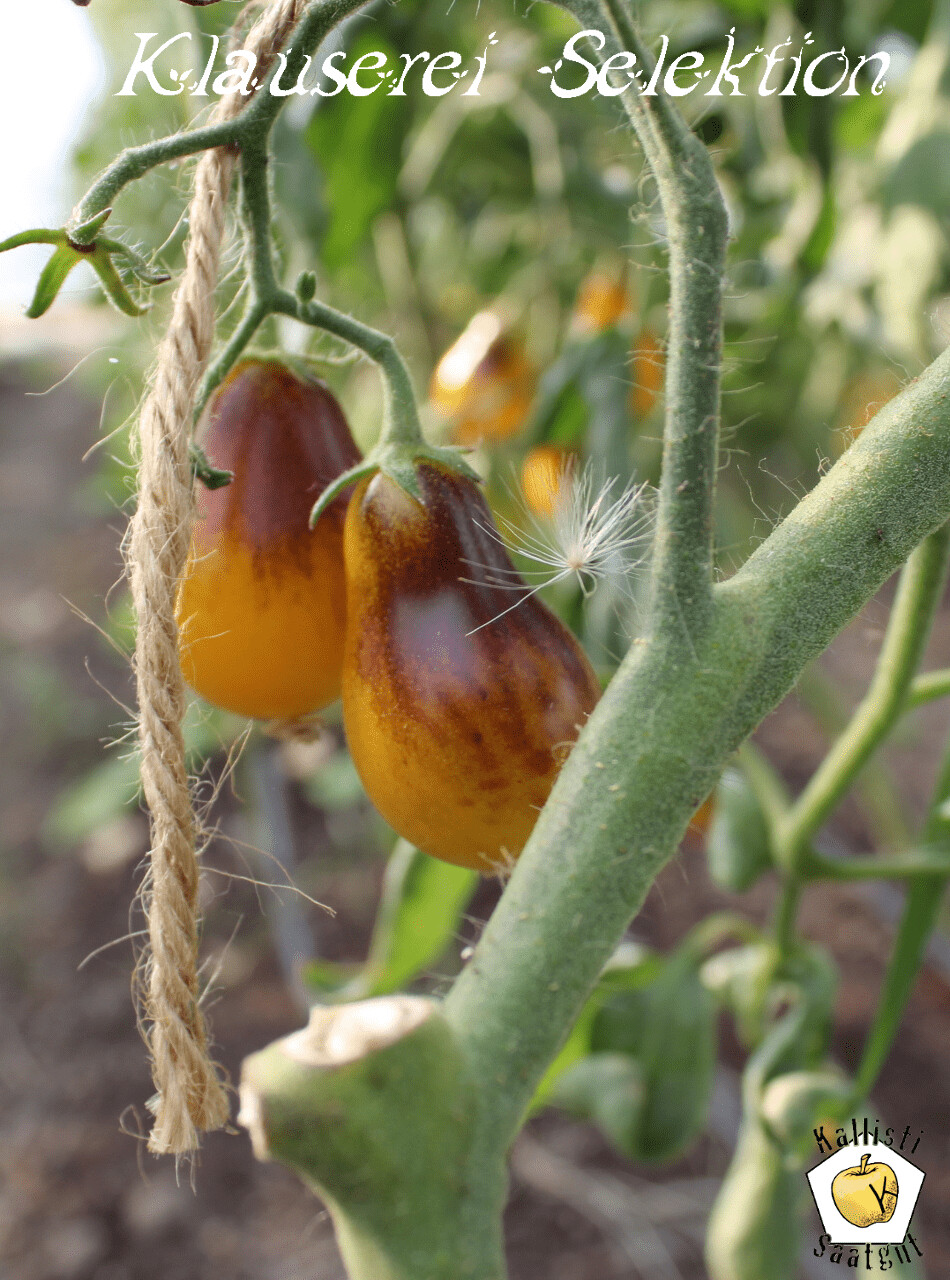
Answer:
122, 0, 307, 1157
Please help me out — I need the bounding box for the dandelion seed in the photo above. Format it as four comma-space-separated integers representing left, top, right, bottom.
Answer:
467, 460, 653, 610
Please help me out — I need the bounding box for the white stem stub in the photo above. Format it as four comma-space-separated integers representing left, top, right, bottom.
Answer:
237, 997, 437, 1161
284, 996, 436, 1068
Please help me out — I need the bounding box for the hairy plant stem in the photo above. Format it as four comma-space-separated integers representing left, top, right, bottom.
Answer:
69, 0, 372, 239
560, 1, 728, 636
46, 0, 950, 1274
446, 343, 950, 1158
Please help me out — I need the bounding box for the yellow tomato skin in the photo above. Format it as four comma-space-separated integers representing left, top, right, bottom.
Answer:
570, 271, 629, 336
176, 358, 361, 720
429, 312, 536, 445
687, 795, 714, 838
833, 371, 900, 456
630, 328, 665, 418
521, 445, 575, 518
342, 464, 601, 873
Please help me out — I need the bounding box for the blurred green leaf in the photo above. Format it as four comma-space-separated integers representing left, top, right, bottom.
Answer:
44, 751, 141, 849
550, 1052, 644, 1150
305, 31, 411, 271
363, 841, 477, 996
702, 941, 780, 1047
590, 950, 717, 1161
707, 765, 773, 894
300, 840, 476, 1002
548, 945, 716, 1163
884, 131, 950, 215
44, 704, 241, 848
533, 939, 657, 1107
304, 749, 365, 811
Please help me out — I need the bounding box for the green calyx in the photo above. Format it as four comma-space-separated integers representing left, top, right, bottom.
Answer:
0, 213, 170, 319
190, 442, 233, 491
309, 441, 480, 528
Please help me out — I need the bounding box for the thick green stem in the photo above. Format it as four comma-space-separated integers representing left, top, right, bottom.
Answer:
240, 999, 506, 1280
445, 344, 950, 1156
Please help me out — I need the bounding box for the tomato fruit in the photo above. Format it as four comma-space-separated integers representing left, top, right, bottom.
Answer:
429, 311, 536, 446
570, 270, 630, 336
342, 463, 601, 872
520, 444, 575, 518
176, 357, 361, 720
833, 370, 899, 456
630, 328, 665, 418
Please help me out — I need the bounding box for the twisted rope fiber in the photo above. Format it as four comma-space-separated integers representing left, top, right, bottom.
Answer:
125, 0, 306, 1156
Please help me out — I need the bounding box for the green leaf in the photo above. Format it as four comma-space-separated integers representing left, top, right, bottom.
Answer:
190, 442, 233, 490
759, 1068, 853, 1156
309, 462, 378, 527
883, 131, 950, 217
300, 958, 364, 997
701, 941, 779, 1047
0, 227, 63, 254
532, 940, 657, 1108
705, 1120, 801, 1280
363, 841, 478, 996
707, 765, 773, 893
550, 1053, 644, 1148
69, 206, 113, 243
89, 248, 149, 317
300, 841, 477, 1003
583, 950, 718, 1162
305, 31, 411, 271
43, 703, 241, 848
26, 246, 83, 319
43, 751, 141, 848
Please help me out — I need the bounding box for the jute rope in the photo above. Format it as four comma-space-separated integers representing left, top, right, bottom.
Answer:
125, 0, 306, 1156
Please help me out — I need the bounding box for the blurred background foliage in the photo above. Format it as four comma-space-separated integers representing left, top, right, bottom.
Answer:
1, 2, 947, 1273
46, 0, 950, 937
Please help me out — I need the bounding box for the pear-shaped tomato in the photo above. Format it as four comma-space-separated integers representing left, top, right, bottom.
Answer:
570, 270, 630, 337
176, 357, 361, 720
429, 312, 536, 446
341, 463, 601, 872
630, 328, 665, 419
520, 444, 575, 518
833, 370, 900, 457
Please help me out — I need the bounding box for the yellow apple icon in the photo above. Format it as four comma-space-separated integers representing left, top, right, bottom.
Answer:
831, 1152, 899, 1227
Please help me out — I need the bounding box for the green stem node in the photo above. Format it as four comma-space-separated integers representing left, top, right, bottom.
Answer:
239, 998, 505, 1280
